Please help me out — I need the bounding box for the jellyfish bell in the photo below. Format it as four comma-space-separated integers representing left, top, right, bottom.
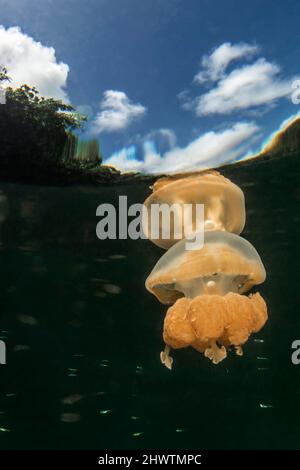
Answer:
145, 231, 266, 304
145, 231, 267, 367
142, 171, 246, 250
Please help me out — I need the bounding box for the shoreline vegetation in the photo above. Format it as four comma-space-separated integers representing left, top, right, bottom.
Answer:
0, 67, 299, 187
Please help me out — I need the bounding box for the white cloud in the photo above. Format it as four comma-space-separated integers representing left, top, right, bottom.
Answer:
0, 25, 69, 100
177, 90, 195, 111
144, 128, 177, 148
196, 58, 292, 115
104, 122, 259, 174
180, 42, 293, 116
90, 90, 146, 134
194, 42, 258, 84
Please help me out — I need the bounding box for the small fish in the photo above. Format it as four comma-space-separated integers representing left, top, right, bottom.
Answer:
99, 410, 112, 415
60, 413, 81, 423
109, 254, 127, 260
18, 314, 38, 326
103, 284, 121, 294
259, 403, 274, 409
62, 394, 83, 405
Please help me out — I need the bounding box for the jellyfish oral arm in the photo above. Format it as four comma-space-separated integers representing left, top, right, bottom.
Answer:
160, 345, 173, 370
204, 342, 227, 365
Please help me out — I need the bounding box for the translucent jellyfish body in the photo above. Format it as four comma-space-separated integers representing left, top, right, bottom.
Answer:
142, 171, 245, 250
145, 231, 267, 367
146, 231, 266, 303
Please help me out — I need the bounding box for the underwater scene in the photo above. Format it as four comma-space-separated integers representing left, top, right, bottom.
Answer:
0, 0, 300, 458
0, 151, 299, 450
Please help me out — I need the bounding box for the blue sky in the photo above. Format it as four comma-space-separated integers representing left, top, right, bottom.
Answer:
0, 0, 300, 172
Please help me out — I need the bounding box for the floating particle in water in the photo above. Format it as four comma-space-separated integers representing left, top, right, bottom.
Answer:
0, 427, 10, 432
99, 410, 112, 415
175, 428, 185, 433
259, 403, 274, 409
132, 432, 143, 437
100, 360, 110, 368
60, 413, 81, 423
103, 284, 121, 295
62, 394, 83, 405
67, 368, 78, 377
14, 345, 30, 352
136, 365, 144, 374
109, 254, 127, 260
257, 367, 270, 371
18, 244, 38, 253
18, 314, 38, 326
254, 339, 264, 343
90, 278, 109, 283
242, 182, 256, 189
73, 353, 85, 358
5, 393, 16, 398
95, 391, 106, 396
131, 416, 140, 420
94, 291, 107, 298
257, 356, 269, 361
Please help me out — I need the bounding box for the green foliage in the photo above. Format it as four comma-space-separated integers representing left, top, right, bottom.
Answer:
75, 139, 102, 163
0, 67, 89, 165
0, 66, 10, 83
61, 133, 103, 168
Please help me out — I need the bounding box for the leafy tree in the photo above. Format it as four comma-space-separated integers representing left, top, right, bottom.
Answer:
0, 66, 9, 83
0, 67, 91, 166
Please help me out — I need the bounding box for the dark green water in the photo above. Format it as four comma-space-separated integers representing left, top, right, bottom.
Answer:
0, 154, 299, 449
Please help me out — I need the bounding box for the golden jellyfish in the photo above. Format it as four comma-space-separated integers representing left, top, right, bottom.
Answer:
142, 171, 245, 250
145, 231, 267, 368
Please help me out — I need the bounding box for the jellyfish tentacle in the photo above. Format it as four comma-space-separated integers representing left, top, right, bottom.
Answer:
204, 341, 227, 364
160, 345, 173, 370
235, 346, 243, 356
